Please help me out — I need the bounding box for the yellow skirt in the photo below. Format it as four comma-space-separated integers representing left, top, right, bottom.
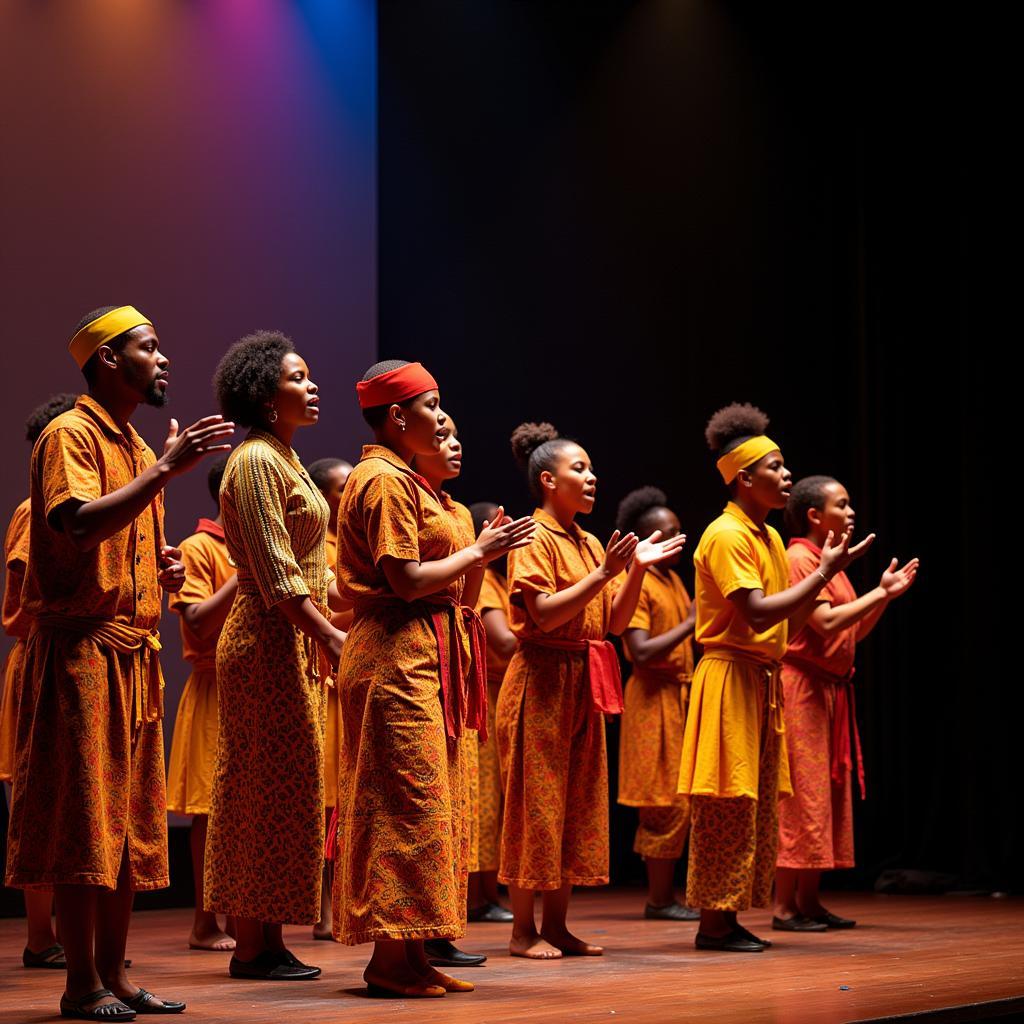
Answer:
678, 653, 791, 800
166, 666, 219, 816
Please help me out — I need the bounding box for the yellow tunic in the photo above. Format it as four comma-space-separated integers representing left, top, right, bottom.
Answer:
166, 521, 234, 815
332, 445, 469, 944
678, 502, 791, 800
6, 396, 168, 892
322, 523, 342, 809
204, 430, 330, 924
0, 498, 31, 783
474, 567, 511, 873
618, 567, 693, 807
497, 508, 613, 890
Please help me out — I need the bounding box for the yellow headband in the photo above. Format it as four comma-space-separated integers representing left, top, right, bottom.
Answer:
716, 435, 781, 485
68, 305, 153, 369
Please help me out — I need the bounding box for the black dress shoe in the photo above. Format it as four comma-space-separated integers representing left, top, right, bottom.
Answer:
423, 939, 487, 967
811, 910, 856, 929
229, 949, 322, 980
772, 915, 829, 932
694, 928, 765, 953
644, 901, 701, 922
734, 924, 772, 948
468, 902, 514, 923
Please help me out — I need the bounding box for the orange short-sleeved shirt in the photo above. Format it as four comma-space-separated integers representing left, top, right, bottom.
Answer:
170, 519, 235, 668
693, 501, 788, 662
507, 508, 612, 643
3, 499, 31, 641
21, 396, 163, 629
477, 567, 511, 682
325, 523, 339, 575
336, 445, 463, 606
783, 537, 857, 677
624, 567, 694, 677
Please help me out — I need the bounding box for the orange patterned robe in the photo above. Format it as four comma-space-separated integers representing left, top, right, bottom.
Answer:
618, 567, 694, 859
496, 507, 613, 890
6, 395, 168, 891
0, 499, 31, 783
205, 430, 330, 924
475, 567, 512, 873
166, 520, 234, 816
332, 445, 470, 944
777, 537, 859, 870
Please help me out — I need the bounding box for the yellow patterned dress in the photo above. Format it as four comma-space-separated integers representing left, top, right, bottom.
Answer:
204, 430, 331, 924
618, 567, 694, 859
0, 498, 31, 783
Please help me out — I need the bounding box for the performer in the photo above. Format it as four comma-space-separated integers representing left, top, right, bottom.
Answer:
678, 403, 872, 953
165, 456, 237, 952
1, 393, 77, 969
467, 500, 515, 924
6, 305, 233, 1020
498, 422, 686, 960
615, 487, 698, 921
332, 360, 535, 998
414, 423, 489, 968
773, 476, 918, 931
205, 331, 345, 981
307, 457, 353, 942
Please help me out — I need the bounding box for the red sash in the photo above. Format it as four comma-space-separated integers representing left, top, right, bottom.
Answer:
522, 636, 623, 714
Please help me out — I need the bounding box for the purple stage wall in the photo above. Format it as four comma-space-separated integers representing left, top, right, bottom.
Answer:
0, 0, 377, 791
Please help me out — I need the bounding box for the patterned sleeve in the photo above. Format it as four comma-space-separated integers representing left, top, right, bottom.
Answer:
508, 526, 557, 601
37, 427, 102, 525
704, 526, 765, 597
5, 501, 30, 571
169, 535, 216, 612
362, 472, 421, 565
231, 445, 310, 607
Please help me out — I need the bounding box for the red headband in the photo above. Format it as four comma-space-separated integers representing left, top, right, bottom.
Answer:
356, 362, 439, 409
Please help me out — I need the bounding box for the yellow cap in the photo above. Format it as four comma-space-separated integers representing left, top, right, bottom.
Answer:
68, 306, 152, 369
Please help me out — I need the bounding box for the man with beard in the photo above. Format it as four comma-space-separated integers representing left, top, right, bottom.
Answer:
5, 306, 234, 1021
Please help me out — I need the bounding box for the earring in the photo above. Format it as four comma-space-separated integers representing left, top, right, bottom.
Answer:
268, 408, 278, 424
399, 423, 406, 432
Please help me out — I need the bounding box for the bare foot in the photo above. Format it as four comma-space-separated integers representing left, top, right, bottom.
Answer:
509, 932, 563, 959
541, 927, 604, 956
312, 922, 336, 941
420, 967, 474, 992
364, 965, 446, 998
189, 925, 236, 951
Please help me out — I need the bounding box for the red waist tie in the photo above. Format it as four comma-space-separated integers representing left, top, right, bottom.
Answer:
429, 598, 489, 742
522, 636, 624, 715
784, 656, 866, 800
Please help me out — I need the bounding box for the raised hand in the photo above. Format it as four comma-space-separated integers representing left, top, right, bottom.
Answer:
158, 544, 187, 594
819, 527, 876, 579
160, 415, 235, 477
633, 529, 688, 569
475, 506, 538, 562
880, 556, 919, 598
603, 529, 639, 576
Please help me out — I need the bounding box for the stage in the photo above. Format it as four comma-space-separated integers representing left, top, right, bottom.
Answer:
1, 890, 1021, 1023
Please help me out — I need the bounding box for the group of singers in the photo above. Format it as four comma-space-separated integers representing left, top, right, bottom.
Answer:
0, 306, 918, 1020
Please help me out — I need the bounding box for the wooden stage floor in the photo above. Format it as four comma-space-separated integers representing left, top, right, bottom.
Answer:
1, 890, 1022, 1024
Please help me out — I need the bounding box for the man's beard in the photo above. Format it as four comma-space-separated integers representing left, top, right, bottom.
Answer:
144, 380, 168, 408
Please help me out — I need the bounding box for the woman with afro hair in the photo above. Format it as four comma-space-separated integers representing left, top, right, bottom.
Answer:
677, 403, 873, 953
205, 331, 346, 981
497, 423, 686, 960
773, 476, 917, 931
332, 361, 535, 998
614, 486, 698, 922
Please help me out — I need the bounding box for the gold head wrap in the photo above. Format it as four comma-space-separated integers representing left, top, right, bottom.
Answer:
68, 306, 152, 369
716, 435, 781, 485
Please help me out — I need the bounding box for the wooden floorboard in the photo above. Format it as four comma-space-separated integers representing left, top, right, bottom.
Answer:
1, 890, 1022, 1023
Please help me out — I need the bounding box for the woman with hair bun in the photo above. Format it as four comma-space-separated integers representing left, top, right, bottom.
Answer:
333, 361, 535, 998
678, 403, 873, 953
615, 486, 698, 922
773, 476, 918, 932
498, 422, 687, 960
